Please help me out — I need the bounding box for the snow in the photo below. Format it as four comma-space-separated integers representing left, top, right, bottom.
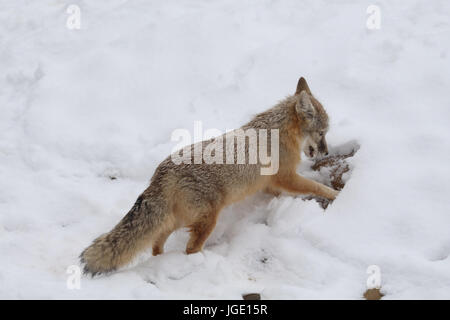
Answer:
1, 0, 450, 299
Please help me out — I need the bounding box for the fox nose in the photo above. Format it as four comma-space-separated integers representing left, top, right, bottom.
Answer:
319, 138, 328, 156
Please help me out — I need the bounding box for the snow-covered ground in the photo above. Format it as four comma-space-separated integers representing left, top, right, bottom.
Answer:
1, 0, 450, 299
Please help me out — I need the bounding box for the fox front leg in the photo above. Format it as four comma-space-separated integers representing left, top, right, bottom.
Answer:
272, 173, 339, 200
263, 186, 282, 197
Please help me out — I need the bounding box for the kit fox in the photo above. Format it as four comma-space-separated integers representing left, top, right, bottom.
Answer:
80, 77, 338, 276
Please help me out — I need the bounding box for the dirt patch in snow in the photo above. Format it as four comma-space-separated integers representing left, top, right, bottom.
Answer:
363, 288, 384, 300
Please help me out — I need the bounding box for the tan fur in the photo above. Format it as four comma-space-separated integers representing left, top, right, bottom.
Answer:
80, 77, 339, 276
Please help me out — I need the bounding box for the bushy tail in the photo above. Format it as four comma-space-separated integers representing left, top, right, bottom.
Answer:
80, 192, 166, 276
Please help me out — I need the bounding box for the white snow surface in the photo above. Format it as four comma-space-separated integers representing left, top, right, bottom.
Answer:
1, 0, 450, 299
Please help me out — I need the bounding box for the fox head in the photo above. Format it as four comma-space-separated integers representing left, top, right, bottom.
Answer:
294, 77, 329, 158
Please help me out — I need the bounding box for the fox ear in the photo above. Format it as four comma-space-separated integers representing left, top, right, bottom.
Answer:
295, 77, 312, 95
296, 90, 315, 120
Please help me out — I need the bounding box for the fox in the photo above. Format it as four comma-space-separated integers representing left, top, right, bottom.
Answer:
80, 77, 338, 276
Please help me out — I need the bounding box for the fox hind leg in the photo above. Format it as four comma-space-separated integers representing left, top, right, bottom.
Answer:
186, 209, 220, 254
152, 229, 173, 256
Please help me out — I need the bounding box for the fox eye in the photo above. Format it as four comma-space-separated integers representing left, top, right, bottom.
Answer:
319, 132, 324, 136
